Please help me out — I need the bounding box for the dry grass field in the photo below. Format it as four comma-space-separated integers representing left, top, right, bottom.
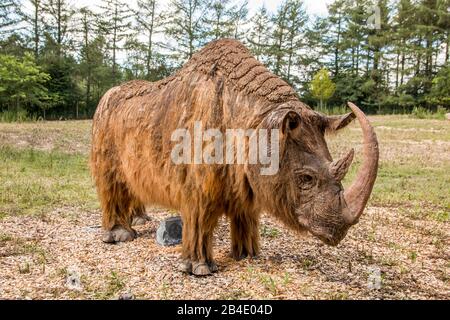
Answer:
0, 116, 448, 299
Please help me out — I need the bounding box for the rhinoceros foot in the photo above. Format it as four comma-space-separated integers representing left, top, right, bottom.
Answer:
102, 225, 137, 243
179, 260, 218, 276
132, 214, 151, 226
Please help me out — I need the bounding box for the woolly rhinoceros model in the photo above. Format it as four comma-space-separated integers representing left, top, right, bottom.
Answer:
90, 39, 379, 276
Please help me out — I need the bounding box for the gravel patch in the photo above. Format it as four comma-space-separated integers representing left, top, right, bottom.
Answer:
0, 206, 448, 300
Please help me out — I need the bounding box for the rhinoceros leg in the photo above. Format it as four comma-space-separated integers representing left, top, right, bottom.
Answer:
104, 204, 148, 243
131, 205, 150, 226
230, 212, 260, 260
96, 174, 141, 243
179, 207, 220, 276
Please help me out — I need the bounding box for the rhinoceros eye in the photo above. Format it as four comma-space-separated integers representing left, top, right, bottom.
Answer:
295, 171, 316, 189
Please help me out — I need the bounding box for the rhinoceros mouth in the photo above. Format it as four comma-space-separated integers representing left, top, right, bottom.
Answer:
321, 237, 339, 246
312, 232, 341, 246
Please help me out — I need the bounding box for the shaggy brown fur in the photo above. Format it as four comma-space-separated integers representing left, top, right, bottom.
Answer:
90, 39, 378, 276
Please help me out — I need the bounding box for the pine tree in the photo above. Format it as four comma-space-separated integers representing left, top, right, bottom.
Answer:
88, 35, 116, 104
133, 0, 163, 80
230, 1, 248, 40
364, 0, 390, 111
202, 0, 248, 41
0, 33, 28, 56
327, 0, 347, 77
270, 1, 290, 76
165, 0, 211, 61
0, 0, 21, 34
98, 0, 132, 83
283, 0, 307, 83
24, 0, 44, 59
392, 0, 410, 89
42, 0, 75, 57
303, 17, 327, 80
246, 5, 271, 62
343, 0, 368, 76
268, 0, 307, 85
77, 7, 96, 113
436, 0, 450, 64
427, 63, 450, 107
203, 0, 236, 40
123, 35, 147, 79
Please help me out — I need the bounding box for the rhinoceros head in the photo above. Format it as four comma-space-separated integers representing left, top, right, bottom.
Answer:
248, 102, 379, 246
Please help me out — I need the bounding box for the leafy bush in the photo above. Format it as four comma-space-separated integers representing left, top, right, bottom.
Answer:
411, 106, 447, 120
314, 105, 350, 115
0, 53, 53, 117
310, 68, 336, 108
0, 109, 36, 122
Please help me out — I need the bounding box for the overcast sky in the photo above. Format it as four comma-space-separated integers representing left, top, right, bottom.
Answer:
249, 0, 332, 16
69, 0, 333, 17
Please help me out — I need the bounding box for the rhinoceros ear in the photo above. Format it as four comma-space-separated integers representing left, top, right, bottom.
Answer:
264, 109, 301, 135
323, 112, 356, 132
281, 110, 301, 135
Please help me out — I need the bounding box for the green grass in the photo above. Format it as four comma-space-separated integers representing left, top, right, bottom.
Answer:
261, 225, 281, 238
93, 271, 126, 300
329, 115, 450, 221
0, 146, 98, 217
258, 274, 279, 296
0, 232, 13, 242
343, 160, 450, 213
327, 291, 350, 300
313, 105, 448, 119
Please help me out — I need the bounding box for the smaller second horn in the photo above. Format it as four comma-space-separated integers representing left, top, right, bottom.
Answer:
329, 149, 354, 181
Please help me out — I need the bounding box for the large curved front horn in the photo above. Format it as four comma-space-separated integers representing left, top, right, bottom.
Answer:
342, 102, 379, 225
